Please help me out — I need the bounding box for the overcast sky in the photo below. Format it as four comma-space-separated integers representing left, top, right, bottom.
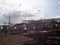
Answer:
0, 0, 60, 25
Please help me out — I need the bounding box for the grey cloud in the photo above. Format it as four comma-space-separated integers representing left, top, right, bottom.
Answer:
1, 11, 35, 24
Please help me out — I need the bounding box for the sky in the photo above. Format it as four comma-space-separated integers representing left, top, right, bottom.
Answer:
0, 0, 60, 25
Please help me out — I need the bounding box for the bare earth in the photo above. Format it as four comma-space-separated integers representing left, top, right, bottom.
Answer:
0, 33, 33, 45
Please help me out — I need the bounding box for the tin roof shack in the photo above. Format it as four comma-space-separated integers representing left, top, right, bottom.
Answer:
0, 25, 9, 34
54, 18, 60, 29
13, 23, 27, 34
0, 26, 2, 33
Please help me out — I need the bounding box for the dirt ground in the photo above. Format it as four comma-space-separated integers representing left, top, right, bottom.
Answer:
0, 33, 34, 45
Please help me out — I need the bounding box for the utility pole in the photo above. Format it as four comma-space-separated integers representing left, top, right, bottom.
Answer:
8, 16, 11, 25
3, 15, 11, 25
